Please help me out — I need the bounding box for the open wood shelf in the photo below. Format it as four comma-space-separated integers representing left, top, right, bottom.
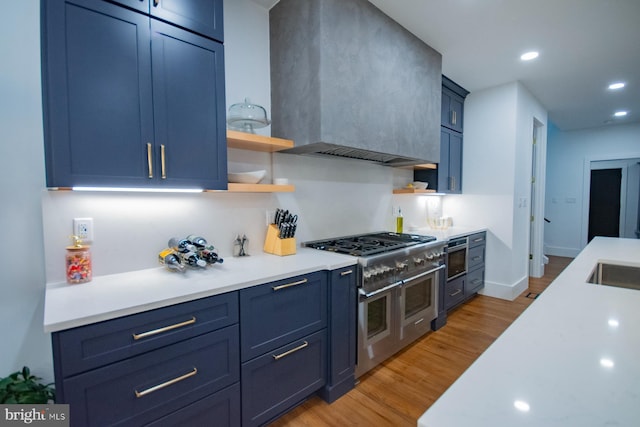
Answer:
226, 130, 294, 152
225, 130, 296, 193
225, 183, 295, 193
393, 188, 437, 194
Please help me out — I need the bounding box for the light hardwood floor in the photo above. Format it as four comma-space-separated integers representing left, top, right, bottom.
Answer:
269, 256, 573, 427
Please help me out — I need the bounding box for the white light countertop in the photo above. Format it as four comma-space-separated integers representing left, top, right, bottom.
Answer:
418, 237, 640, 427
411, 226, 487, 242
44, 248, 356, 333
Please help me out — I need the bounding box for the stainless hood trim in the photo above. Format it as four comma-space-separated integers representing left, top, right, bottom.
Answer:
280, 142, 430, 167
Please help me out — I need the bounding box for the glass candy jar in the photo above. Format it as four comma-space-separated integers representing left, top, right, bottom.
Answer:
66, 235, 92, 284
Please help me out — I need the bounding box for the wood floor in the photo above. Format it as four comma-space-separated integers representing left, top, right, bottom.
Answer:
269, 256, 573, 427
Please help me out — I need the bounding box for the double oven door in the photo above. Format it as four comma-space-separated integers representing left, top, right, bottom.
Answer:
356, 265, 442, 378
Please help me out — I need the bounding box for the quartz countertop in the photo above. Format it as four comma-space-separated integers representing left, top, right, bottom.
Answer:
418, 237, 640, 427
44, 248, 356, 333
412, 226, 487, 242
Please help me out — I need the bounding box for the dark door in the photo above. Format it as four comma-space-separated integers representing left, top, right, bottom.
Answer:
588, 168, 622, 241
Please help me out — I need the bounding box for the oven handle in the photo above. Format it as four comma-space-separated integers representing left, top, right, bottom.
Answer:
402, 264, 445, 284
359, 281, 403, 300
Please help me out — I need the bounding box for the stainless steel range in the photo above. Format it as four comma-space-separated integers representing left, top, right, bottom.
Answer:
304, 232, 445, 377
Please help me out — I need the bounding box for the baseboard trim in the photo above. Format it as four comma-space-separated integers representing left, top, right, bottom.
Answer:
479, 275, 529, 301
545, 245, 581, 258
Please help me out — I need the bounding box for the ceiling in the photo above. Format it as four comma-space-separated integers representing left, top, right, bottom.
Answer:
258, 0, 640, 132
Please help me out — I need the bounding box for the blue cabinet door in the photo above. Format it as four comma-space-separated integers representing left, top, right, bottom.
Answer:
42, 0, 227, 189
108, 0, 149, 13
42, 0, 155, 188
150, 20, 227, 190
62, 326, 239, 427
320, 266, 356, 402
107, 0, 224, 42
52, 292, 238, 378
240, 272, 327, 362
241, 330, 326, 427
146, 383, 240, 427
438, 128, 462, 194
151, 0, 224, 42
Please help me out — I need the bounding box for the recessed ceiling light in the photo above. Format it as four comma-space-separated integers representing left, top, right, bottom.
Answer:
614, 111, 628, 117
520, 51, 539, 61
608, 82, 625, 90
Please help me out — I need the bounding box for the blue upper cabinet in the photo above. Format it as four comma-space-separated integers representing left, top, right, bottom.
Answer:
438, 128, 463, 194
41, 0, 227, 190
110, 0, 224, 42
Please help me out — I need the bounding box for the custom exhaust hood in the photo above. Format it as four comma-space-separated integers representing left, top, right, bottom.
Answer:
269, 0, 442, 167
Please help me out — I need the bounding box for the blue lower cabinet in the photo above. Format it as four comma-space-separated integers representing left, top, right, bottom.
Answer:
62, 326, 239, 427
146, 383, 240, 427
320, 266, 356, 402
241, 330, 327, 427
240, 272, 327, 362
53, 292, 238, 379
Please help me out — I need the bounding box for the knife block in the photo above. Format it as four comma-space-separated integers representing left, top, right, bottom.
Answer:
263, 224, 296, 256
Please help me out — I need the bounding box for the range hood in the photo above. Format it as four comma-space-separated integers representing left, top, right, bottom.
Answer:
269, 0, 442, 166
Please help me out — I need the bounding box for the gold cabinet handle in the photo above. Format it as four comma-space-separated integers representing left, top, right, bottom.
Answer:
147, 143, 153, 178
472, 238, 484, 243
340, 269, 353, 276
135, 368, 197, 398
471, 279, 482, 285
453, 110, 457, 125
272, 278, 308, 291
450, 289, 462, 297
132, 316, 196, 340
160, 144, 166, 179
272, 341, 308, 360
472, 256, 482, 261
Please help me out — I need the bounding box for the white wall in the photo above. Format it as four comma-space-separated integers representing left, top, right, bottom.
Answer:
443, 82, 548, 300
545, 122, 640, 256
0, 0, 52, 379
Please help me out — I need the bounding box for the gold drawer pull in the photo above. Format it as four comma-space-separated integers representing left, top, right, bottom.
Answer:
473, 238, 484, 243
272, 278, 308, 291
135, 368, 197, 398
472, 279, 482, 285
272, 341, 308, 360
160, 144, 166, 179
340, 269, 353, 276
472, 256, 482, 261
132, 316, 196, 340
450, 289, 462, 297
147, 143, 153, 178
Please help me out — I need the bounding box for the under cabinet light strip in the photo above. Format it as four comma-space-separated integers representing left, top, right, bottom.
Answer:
71, 187, 203, 193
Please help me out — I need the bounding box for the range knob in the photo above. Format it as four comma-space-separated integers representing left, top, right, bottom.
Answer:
413, 257, 425, 266
396, 261, 409, 272
426, 253, 435, 261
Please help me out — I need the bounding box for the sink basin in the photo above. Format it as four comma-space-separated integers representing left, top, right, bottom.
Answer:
588, 262, 640, 290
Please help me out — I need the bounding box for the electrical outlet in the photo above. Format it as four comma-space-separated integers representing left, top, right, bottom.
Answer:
73, 218, 94, 242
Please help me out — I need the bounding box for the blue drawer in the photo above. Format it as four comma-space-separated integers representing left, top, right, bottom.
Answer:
63, 325, 239, 427
240, 272, 327, 362
53, 292, 238, 377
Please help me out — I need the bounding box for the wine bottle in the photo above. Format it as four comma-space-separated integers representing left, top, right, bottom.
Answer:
182, 251, 207, 268
168, 237, 196, 253
199, 248, 224, 264
158, 248, 185, 273
186, 235, 208, 249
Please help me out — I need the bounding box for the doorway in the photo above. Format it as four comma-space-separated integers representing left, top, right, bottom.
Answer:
588, 168, 621, 242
